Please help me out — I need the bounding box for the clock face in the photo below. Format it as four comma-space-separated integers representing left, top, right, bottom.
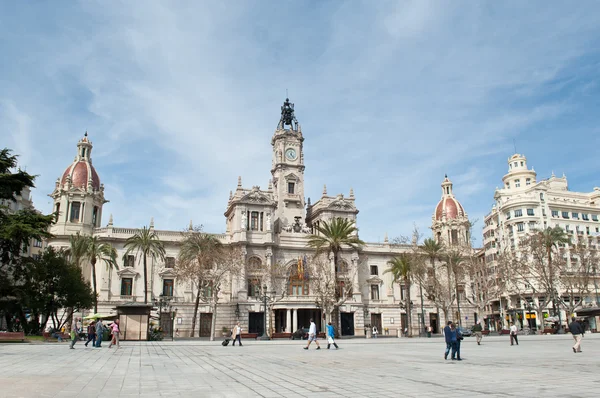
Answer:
285, 148, 297, 160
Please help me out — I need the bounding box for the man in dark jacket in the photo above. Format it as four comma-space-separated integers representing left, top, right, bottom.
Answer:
569, 317, 584, 353
443, 321, 457, 360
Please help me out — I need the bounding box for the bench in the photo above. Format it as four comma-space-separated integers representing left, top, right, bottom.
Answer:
542, 328, 557, 335
240, 333, 258, 340
0, 331, 25, 342
482, 330, 490, 336
271, 332, 292, 339
499, 329, 510, 335
42, 332, 70, 342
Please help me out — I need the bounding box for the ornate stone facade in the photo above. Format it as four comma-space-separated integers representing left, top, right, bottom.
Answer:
47, 100, 461, 338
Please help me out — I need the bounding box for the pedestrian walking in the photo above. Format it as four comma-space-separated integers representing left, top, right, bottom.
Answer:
108, 319, 120, 349
472, 321, 483, 345
443, 321, 457, 360
569, 317, 584, 353
231, 322, 242, 346
303, 318, 321, 350
95, 318, 104, 348
372, 325, 378, 338
510, 322, 519, 346
85, 321, 96, 347
69, 317, 81, 349
326, 322, 338, 350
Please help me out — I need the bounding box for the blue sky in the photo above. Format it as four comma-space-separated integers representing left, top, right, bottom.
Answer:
1, 1, 600, 245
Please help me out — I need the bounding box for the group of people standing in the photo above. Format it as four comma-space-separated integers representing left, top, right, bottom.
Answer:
443, 321, 464, 361
69, 318, 120, 349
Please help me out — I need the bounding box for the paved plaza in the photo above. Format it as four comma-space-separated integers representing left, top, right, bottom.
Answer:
0, 334, 598, 398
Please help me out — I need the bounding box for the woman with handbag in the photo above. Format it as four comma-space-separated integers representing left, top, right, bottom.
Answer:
326, 322, 338, 349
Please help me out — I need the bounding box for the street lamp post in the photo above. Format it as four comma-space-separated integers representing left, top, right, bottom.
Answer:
419, 282, 425, 337
153, 294, 173, 339
257, 285, 273, 341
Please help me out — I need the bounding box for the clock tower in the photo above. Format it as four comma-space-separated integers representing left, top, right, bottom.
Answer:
270, 98, 306, 232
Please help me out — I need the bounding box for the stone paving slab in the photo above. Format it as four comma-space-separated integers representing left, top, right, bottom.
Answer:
0, 334, 598, 397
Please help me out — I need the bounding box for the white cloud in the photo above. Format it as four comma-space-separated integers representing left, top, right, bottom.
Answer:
1, 1, 599, 245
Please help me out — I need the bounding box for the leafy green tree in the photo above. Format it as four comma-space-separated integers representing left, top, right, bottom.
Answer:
124, 226, 166, 303
85, 236, 118, 313
385, 254, 416, 336
16, 248, 94, 333
0, 148, 54, 328
175, 227, 223, 337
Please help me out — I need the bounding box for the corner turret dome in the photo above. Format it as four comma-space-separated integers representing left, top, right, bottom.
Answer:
60, 132, 101, 190
434, 175, 466, 221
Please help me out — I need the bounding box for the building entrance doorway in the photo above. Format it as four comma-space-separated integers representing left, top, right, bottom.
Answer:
273, 309, 287, 333
340, 312, 354, 336
371, 313, 382, 334
249, 312, 264, 336
429, 313, 439, 334
199, 313, 212, 338
297, 309, 322, 332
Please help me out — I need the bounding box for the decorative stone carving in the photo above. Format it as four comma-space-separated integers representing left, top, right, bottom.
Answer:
240, 211, 247, 230
266, 213, 272, 231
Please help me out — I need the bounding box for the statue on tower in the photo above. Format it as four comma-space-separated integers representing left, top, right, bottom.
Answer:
279, 98, 298, 130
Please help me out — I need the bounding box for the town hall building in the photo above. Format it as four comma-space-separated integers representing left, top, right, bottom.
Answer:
46, 99, 475, 339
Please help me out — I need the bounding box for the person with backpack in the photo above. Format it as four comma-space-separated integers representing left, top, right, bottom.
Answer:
69, 317, 81, 349
85, 321, 96, 347
472, 321, 483, 345
326, 322, 338, 349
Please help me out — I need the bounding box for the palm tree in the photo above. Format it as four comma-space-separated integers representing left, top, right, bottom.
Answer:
85, 236, 118, 313
307, 217, 365, 280
67, 232, 89, 270
538, 226, 570, 331
177, 232, 223, 337
385, 254, 415, 336
65, 232, 91, 323
124, 226, 166, 304
421, 238, 443, 331
307, 218, 364, 333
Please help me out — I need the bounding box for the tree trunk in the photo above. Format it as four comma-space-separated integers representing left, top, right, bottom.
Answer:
190, 278, 202, 337
91, 258, 98, 313
430, 257, 440, 317
210, 300, 218, 341
143, 253, 148, 304
405, 278, 412, 337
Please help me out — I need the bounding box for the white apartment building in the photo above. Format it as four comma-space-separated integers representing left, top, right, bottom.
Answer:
483, 154, 600, 331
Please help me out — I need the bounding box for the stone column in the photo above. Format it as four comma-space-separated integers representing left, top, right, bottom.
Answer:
286, 309, 292, 333
292, 309, 298, 332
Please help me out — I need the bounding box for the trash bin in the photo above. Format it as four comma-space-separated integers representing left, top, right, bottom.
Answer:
427, 331, 431, 338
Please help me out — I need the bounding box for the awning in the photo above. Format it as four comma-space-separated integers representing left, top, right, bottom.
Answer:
575, 307, 600, 317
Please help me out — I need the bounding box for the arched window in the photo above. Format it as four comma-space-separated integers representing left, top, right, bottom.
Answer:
247, 257, 262, 273
335, 259, 349, 273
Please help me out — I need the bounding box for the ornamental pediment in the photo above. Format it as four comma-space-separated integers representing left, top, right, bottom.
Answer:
366, 276, 383, 284
158, 268, 176, 278
117, 268, 140, 278
327, 199, 356, 211
239, 190, 275, 205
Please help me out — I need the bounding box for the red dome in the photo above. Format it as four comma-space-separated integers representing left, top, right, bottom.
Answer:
61, 161, 101, 190
435, 197, 465, 221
